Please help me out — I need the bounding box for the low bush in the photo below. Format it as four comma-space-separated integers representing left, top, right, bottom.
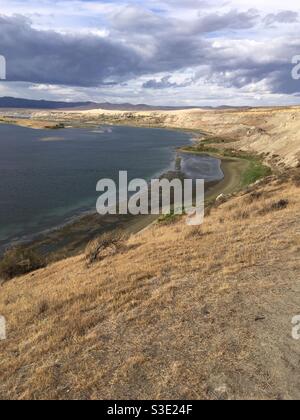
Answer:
0, 246, 46, 281
270, 199, 289, 211
259, 199, 289, 215
85, 231, 126, 265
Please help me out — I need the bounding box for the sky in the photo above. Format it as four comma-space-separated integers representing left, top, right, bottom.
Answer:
0, 0, 300, 106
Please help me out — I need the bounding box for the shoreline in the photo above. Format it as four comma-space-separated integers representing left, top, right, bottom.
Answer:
0, 116, 65, 130
0, 122, 253, 261
0, 115, 246, 199
0, 125, 188, 258
178, 148, 252, 202
13, 152, 247, 261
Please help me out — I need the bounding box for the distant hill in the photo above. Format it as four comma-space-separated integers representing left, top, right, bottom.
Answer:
0, 97, 187, 110
0, 97, 95, 110
0, 97, 249, 111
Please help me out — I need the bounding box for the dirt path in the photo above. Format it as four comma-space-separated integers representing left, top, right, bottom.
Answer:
205, 157, 251, 201
178, 149, 252, 202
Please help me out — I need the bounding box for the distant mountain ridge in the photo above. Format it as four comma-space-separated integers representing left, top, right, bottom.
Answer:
0, 97, 248, 111
0, 97, 94, 110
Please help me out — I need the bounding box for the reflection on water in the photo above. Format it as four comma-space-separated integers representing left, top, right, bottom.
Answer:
179, 153, 224, 181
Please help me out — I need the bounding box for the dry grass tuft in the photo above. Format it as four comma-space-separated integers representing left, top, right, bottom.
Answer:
245, 190, 264, 204
232, 209, 250, 220
292, 173, 300, 187
185, 226, 212, 240
36, 300, 49, 316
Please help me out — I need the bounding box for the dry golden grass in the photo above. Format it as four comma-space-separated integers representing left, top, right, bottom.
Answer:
0, 175, 300, 400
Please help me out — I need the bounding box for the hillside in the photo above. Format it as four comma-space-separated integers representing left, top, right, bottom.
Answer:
0, 170, 299, 399
0, 97, 94, 110
0, 105, 300, 400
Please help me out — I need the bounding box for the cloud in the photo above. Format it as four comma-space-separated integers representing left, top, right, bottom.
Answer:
143, 76, 177, 89
192, 8, 259, 33
1, 12, 300, 96
0, 0, 300, 105
0, 15, 142, 87
0, 12, 210, 86
264, 11, 298, 26
111, 5, 166, 33
143, 75, 192, 89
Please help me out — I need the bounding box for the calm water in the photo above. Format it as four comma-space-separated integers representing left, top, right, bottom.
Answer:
0, 124, 222, 249
179, 153, 223, 181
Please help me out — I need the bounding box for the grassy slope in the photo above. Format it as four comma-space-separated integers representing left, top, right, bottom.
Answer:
0, 108, 299, 399
0, 174, 299, 400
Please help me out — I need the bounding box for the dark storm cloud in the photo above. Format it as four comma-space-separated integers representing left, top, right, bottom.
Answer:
204, 41, 300, 95
264, 11, 298, 26
1, 11, 300, 95
0, 15, 142, 86
0, 13, 210, 85
143, 75, 191, 89
112, 6, 259, 35
192, 8, 259, 33
143, 76, 177, 89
